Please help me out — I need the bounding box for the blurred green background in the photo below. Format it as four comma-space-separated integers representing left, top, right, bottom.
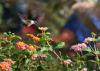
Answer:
0, 0, 76, 34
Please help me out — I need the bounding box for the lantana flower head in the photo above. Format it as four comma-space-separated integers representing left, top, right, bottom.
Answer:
63, 59, 72, 65
31, 54, 47, 60
0, 59, 14, 71
0, 62, 10, 71
71, 43, 87, 51
3, 59, 15, 64
27, 34, 40, 42
38, 27, 48, 31
84, 37, 93, 43
16, 41, 28, 50
26, 45, 36, 51
31, 54, 38, 60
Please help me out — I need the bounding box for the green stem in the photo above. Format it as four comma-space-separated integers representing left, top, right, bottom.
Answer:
96, 54, 100, 69
46, 41, 63, 62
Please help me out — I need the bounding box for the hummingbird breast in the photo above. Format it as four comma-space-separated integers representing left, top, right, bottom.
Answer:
21, 25, 36, 34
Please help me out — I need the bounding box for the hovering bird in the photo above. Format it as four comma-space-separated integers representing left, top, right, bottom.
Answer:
17, 13, 38, 27
17, 13, 40, 34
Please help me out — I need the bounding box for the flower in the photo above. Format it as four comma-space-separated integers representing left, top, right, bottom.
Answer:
3, 59, 15, 64
31, 54, 38, 60
80, 67, 87, 71
27, 34, 40, 42
0, 59, 15, 71
71, 43, 87, 51
27, 45, 36, 51
38, 27, 48, 31
84, 37, 93, 43
0, 37, 8, 41
16, 41, 37, 51
16, 41, 28, 50
31, 54, 47, 60
63, 59, 72, 65
0, 62, 10, 71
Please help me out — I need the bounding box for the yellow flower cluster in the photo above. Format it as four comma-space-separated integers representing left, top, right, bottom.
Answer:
27, 45, 36, 51
84, 37, 93, 43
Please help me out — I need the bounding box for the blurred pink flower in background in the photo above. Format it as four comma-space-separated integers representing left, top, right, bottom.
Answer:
71, 43, 87, 51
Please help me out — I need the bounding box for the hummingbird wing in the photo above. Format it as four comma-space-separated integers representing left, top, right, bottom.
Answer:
17, 13, 27, 24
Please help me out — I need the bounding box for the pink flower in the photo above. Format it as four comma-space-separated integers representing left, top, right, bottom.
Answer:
0, 59, 14, 71
0, 62, 10, 71
71, 43, 87, 51
5, 63, 10, 71
16, 42, 28, 50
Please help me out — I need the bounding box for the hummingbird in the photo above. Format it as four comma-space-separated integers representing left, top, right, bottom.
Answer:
17, 13, 42, 34
17, 13, 38, 27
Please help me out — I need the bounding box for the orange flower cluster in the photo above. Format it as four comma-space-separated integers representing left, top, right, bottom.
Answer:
27, 34, 40, 42
16, 41, 36, 51
0, 59, 15, 71
0, 62, 10, 71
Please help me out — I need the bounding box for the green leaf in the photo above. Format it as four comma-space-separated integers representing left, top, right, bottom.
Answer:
54, 42, 65, 49
40, 37, 46, 42
94, 51, 100, 55
89, 60, 97, 63
0, 54, 6, 58
83, 47, 92, 52
40, 47, 49, 52
45, 32, 51, 35
91, 32, 96, 36
96, 37, 100, 42
25, 59, 30, 65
